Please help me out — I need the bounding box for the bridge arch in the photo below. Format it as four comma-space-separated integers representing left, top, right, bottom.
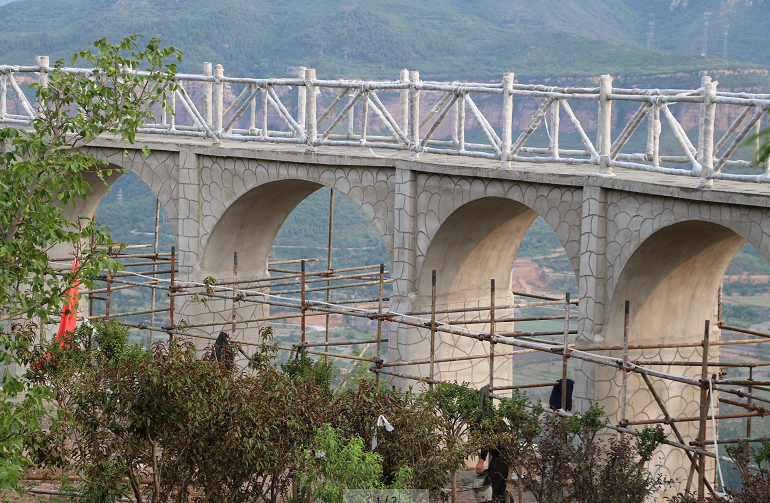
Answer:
198, 157, 394, 280
394, 173, 582, 385
412, 173, 582, 302
51, 146, 181, 258
593, 198, 770, 490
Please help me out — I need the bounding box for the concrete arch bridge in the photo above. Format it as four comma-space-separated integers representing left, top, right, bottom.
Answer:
4, 59, 770, 493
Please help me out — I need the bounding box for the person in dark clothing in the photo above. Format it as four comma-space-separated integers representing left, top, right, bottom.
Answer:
208, 331, 234, 370
548, 378, 574, 411
474, 388, 509, 503
476, 444, 509, 502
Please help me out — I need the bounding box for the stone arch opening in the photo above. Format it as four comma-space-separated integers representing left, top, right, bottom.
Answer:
597, 221, 751, 490
605, 221, 744, 349
199, 178, 392, 348
53, 168, 180, 347
405, 196, 578, 388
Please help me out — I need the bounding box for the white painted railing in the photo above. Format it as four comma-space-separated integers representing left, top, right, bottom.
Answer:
2, 58, 769, 187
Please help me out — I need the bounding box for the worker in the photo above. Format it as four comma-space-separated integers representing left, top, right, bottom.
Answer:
474, 385, 509, 503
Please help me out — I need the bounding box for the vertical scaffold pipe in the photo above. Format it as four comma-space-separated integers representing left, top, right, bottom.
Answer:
598, 75, 614, 176
500, 72, 514, 168
620, 300, 630, 435
325, 189, 334, 363
376, 263, 385, 387
301, 260, 306, 343
150, 198, 160, 347
489, 279, 495, 390
698, 320, 711, 500
429, 269, 436, 389
561, 292, 570, 410
747, 367, 754, 438
232, 252, 238, 337
410, 71, 420, 160
105, 270, 112, 321
203, 62, 213, 128
169, 246, 176, 342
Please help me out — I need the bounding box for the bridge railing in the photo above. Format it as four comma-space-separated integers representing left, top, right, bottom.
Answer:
2, 58, 770, 187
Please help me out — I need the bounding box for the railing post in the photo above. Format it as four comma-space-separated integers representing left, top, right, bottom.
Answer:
500, 72, 514, 168
297, 66, 307, 131
452, 97, 459, 147
249, 84, 257, 135
409, 70, 420, 160
35, 55, 49, 87
214, 64, 224, 137
598, 74, 614, 176
305, 68, 317, 149
696, 76, 711, 159
169, 85, 176, 132
698, 77, 717, 189
550, 99, 560, 158
458, 93, 466, 151
361, 90, 369, 143
35, 55, 49, 111
1, 73, 6, 120
400, 68, 409, 133
203, 62, 213, 128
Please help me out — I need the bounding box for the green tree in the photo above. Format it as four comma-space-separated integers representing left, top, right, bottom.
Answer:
301, 424, 385, 503
0, 35, 180, 495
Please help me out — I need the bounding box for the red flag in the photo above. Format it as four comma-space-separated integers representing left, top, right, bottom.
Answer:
57, 259, 80, 346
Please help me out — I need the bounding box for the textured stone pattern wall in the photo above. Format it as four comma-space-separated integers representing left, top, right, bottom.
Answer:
197, 157, 395, 257
191, 157, 395, 348
390, 172, 582, 389
411, 174, 583, 277
93, 147, 180, 231
604, 193, 770, 299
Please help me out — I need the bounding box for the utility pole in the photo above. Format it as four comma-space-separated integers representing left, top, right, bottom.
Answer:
117, 188, 123, 206
722, 24, 729, 61
647, 13, 655, 51
701, 12, 710, 56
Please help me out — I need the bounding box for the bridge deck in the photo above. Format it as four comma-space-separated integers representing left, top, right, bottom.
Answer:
106, 135, 770, 209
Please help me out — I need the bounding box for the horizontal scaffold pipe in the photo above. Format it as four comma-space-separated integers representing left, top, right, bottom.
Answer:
576, 337, 770, 351
380, 347, 573, 368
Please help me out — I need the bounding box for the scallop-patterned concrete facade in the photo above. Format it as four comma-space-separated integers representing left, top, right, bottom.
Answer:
86, 137, 770, 497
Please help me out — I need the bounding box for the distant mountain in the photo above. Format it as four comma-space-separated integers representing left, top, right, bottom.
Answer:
0, 0, 766, 89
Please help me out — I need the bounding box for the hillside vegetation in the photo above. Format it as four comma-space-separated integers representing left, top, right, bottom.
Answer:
0, 0, 766, 89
